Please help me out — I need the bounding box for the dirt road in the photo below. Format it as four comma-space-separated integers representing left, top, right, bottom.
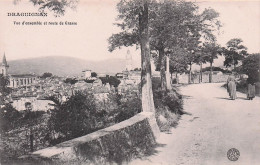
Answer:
130, 83, 260, 165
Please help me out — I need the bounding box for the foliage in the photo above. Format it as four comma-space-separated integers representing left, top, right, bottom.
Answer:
48, 91, 97, 142
99, 76, 121, 87
132, 68, 141, 71
13, 0, 79, 16
0, 104, 45, 133
108, 76, 121, 87
202, 66, 231, 73
201, 42, 222, 64
64, 78, 78, 84
152, 78, 182, 131
41, 72, 53, 78
84, 79, 95, 83
223, 38, 248, 68
168, 47, 189, 74
241, 53, 260, 83
0, 74, 12, 98
91, 72, 97, 77
115, 93, 141, 123
0, 104, 21, 133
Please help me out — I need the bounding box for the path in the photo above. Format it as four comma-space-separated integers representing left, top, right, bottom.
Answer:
130, 83, 260, 165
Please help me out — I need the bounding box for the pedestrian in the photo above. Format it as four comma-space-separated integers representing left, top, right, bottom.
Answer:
227, 72, 237, 100
247, 77, 256, 100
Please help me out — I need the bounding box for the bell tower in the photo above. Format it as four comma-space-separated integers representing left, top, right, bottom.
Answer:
0, 53, 9, 76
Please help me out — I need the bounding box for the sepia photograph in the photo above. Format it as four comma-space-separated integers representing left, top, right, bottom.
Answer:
0, 0, 259, 164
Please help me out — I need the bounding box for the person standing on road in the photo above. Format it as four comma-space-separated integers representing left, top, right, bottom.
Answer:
247, 77, 256, 100
227, 72, 237, 100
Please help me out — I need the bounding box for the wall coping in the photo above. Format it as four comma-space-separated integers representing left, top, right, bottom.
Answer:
19, 112, 157, 159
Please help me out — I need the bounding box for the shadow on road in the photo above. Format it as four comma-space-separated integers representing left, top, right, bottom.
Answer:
182, 95, 193, 99
215, 97, 248, 101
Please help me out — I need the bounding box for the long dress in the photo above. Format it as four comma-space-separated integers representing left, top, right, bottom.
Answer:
227, 75, 237, 100
247, 84, 256, 100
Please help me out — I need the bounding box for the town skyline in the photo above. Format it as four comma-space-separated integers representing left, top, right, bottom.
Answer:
0, 0, 259, 70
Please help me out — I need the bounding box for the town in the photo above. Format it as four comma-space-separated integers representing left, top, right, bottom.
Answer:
0, 0, 259, 164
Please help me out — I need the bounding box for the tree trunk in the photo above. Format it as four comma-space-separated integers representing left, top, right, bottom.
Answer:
176, 72, 179, 84
199, 63, 202, 83
209, 62, 213, 83
139, 1, 155, 113
159, 49, 167, 92
166, 56, 172, 90
188, 64, 192, 84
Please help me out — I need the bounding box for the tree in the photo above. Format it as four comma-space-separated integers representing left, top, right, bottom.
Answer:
108, 76, 121, 88
149, 0, 200, 91
91, 72, 97, 77
223, 38, 248, 69
48, 91, 97, 141
0, 74, 11, 99
242, 53, 260, 83
64, 78, 78, 84
14, 0, 78, 16
108, 0, 155, 113
0, 104, 21, 133
41, 72, 52, 78
201, 42, 222, 83
168, 47, 189, 83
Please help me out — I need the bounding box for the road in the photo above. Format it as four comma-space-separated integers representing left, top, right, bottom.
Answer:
130, 83, 260, 165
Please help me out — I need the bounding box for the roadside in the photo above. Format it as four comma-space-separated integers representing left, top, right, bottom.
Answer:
130, 83, 260, 165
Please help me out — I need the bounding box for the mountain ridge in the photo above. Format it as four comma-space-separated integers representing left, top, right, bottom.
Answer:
7, 56, 130, 77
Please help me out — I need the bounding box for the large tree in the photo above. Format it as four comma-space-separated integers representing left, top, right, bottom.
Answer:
150, 0, 199, 90
168, 47, 189, 83
223, 38, 248, 69
202, 42, 222, 83
242, 53, 260, 83
108, 0, 155, 113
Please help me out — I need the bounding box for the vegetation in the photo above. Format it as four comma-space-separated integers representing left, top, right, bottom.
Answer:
201, 42, 222, 82
223, 38, 248, 69
40, 72, 53, 78
241, 53, 260, 83
202, 66, 231, 73
91, 72, 97, 77
0, 74, 11, 98
64, 78, 78, 84
14, 0, 78, 16
108, 0, 155, 112
48, 91, 97, 142
99, 76, 121, 87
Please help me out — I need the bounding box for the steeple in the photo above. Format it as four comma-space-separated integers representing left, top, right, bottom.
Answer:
1, 53, 8, 66
0, 52, 9, 76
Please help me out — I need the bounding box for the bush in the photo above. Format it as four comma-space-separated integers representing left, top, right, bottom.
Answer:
115, 94, 141, 123
48, 91, 97, 143
0, 104, 21, 133
242, 53, 260, 83
152, 78, 183, 131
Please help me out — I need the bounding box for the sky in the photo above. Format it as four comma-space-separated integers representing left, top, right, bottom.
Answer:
0, 0, 259, 69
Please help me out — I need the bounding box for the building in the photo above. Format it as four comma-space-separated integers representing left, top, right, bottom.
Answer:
1, 53, 37, 88
8, 74, 37, 88
0, 53, 9, 76
82, 69, 92, 79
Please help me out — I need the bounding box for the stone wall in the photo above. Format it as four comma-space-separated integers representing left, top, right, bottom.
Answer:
177, 73, 229, 84
18, 112, 159, 165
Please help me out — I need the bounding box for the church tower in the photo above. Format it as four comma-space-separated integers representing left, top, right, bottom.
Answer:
0, 53, 9, 76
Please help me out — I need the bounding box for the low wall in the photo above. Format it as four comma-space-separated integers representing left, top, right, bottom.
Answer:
177, 73, 229, 84
18, 112, 159, 165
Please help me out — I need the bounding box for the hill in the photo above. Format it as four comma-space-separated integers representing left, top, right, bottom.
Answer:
7, 56, 129, 77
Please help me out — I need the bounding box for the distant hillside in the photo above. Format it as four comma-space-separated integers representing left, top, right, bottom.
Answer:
8, 56, 130, 77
